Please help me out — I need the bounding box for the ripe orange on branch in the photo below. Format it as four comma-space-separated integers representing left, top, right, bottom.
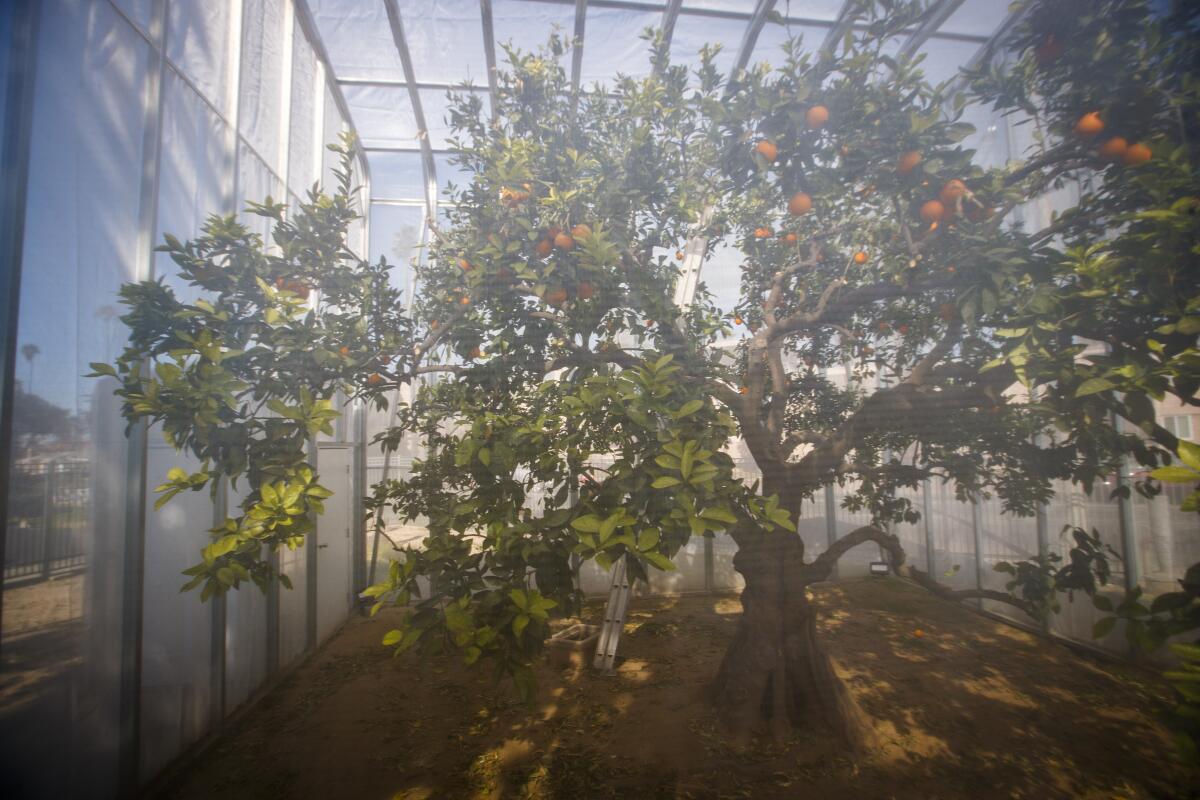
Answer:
1074, 112, 1104, 137
367, 373, 385, 386
535, 238, 553, 257
753, 227, 773, 239
754, 139, 778, 162
545, 287, 569, 306
570, 223, 592, 241
939, 179, 967, 204
783, 232, 798, 243
787, 192, 813, 216
554, 232, 576, 250
897, 150, 922, 174
853, 251, 868, 265
1097, 136, 1128, 161
458, 258, 473, 272
1123, 142, 1152, 165
576, 281, 595, 300
805, 105, 829, 130
919, 200, 946, 223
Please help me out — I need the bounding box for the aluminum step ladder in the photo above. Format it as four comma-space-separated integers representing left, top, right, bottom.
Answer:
593, 555, 632, 673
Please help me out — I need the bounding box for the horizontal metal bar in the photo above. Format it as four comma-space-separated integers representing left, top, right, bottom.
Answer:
337, 77, 489, 91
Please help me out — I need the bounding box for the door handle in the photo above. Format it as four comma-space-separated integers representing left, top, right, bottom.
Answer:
317, 544, 329, 549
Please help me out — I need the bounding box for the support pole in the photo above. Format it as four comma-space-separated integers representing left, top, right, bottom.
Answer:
824, 483, 838, 581
922, 478, 936, 579
971, 496, 984, 609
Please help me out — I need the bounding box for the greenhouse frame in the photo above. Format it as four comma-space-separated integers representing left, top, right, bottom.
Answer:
0, 0, 1196, 797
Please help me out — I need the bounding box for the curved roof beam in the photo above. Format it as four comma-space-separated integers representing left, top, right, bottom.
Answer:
820, 0, 859, 55
732, 0, 778, 78
481, 0, 500, 119
382, 0, 438, 223
896, 0, 965, 60
571, 0, 588, 96
660, 0, 683, 48
945, 4, 1030, 96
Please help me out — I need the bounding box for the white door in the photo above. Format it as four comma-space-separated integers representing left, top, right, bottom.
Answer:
315, 446, 353, 644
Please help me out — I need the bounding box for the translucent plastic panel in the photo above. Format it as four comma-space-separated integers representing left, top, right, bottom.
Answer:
237, 143, 285, 245
696, 239, 743, 316
578, 6, 659, 86
287, 14, 320, 196
369, 203, 424, 295
491, 0, 577, 64
239, 0, 287, 174
113, 0, 154, 32
751, 22, 827, 70
400, 0, 489, 86
0, 1, 147, 794
224, 584, 269, 713
308, 0, 406, 80
958, 100, 1010, 170
278, 537, 309, 668
367, 150, 424, 199
682, 0, 844, 19
140, 445, 213, 783
342, 84, 419, 148
909, 37, 979, 86
936, 0, 1013, 38
322, 87, 347, 190
155, 71, 229, 301
419, 86, 482, 149
434, 151, 472, 196
167, 0, 235, 117
669, 11, 745, 82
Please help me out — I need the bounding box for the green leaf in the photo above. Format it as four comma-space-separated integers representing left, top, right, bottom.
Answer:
382, 629, 403, 646
636, 528, 660, 551
675, 399, 703, 418
651, 476, 682, 488
1151, 466, 1200, 484
571, 515, 602, 533
643, 552, 676, 572
1093, 616, 1117, 639
512, 613, 530, 638
1075, 377, 1116, 397
1179, 441, 1200, 472
478, 447, 491, 467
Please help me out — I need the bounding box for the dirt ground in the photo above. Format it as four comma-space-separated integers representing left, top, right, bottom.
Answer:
159, 578, 1199, 800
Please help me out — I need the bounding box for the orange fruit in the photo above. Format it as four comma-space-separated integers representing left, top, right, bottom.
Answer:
853, 251, 867, 264
570, 223, 592, 241
754, 140, 778, 162
1123, 142, 1152, 165
784, 232, 798, 243
644, 318, 654, 327
947, 265, 957, 274
274, 277, 285, 289
545, 287, 568, 306
919, 200, 946, 223
965, 204, 992, 223
430, 320, 439, 329
339, 346, 350, 356
897, 150, 922, 174
738, 386, 749, 395
554, 232, 576, 250
754, 227, 773, 239
1074, 112, 1104, 137
458, 258, 472, 271
675, 250, 685, 261
938, 302, 958, 322
469, 346, 482, 359
787, 192, 813, 216
939, 179, 967, 204
367, 373, 385, 386
459, 296, 471, 305
805, 105, 829, 130
897, 324, 910, 335
577, 281, 595, 300
1034, 33, 1063, 67
1097, 136, 1128, 160
535, 238, 553, 257
913, 628, 925, 638
733, 317, 743, 326
876, 321, 889, 332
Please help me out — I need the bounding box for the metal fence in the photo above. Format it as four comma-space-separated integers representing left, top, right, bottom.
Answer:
4, 460, 89, 582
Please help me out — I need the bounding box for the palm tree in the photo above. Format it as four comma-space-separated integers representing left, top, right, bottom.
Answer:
20, 343, 39, 395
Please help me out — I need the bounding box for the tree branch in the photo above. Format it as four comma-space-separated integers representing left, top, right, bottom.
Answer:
801, 525, 1035, 617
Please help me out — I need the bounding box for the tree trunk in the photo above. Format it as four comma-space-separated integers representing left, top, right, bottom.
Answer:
710, 525, 875, 751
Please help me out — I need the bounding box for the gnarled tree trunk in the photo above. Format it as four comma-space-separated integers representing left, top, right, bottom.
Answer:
710, 523, 875, 751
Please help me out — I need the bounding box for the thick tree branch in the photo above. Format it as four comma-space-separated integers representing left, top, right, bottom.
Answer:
800, 525, 1036, 617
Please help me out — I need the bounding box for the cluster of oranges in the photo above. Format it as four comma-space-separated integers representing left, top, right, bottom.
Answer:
534, 223, 592, 256
752, 106, 831, 163
1074, 112, 1151, 166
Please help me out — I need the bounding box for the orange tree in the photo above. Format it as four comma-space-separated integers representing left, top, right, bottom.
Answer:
101, 0, 1199, 748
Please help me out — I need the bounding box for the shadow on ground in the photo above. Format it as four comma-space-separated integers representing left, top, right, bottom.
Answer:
158, 578, 1199, 800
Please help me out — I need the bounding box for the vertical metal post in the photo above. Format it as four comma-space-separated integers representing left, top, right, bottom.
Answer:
209, 480, 228, 727
922, 478, 936, 578
305, 438, 319, 650
971, 496, 984, 609
119, 0, 169, 791
1114, 415, 1140, 592
824, 483, 838, 581
0, 0, 40, 650
39, 461, 55, 580
703, 535, 714, 593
